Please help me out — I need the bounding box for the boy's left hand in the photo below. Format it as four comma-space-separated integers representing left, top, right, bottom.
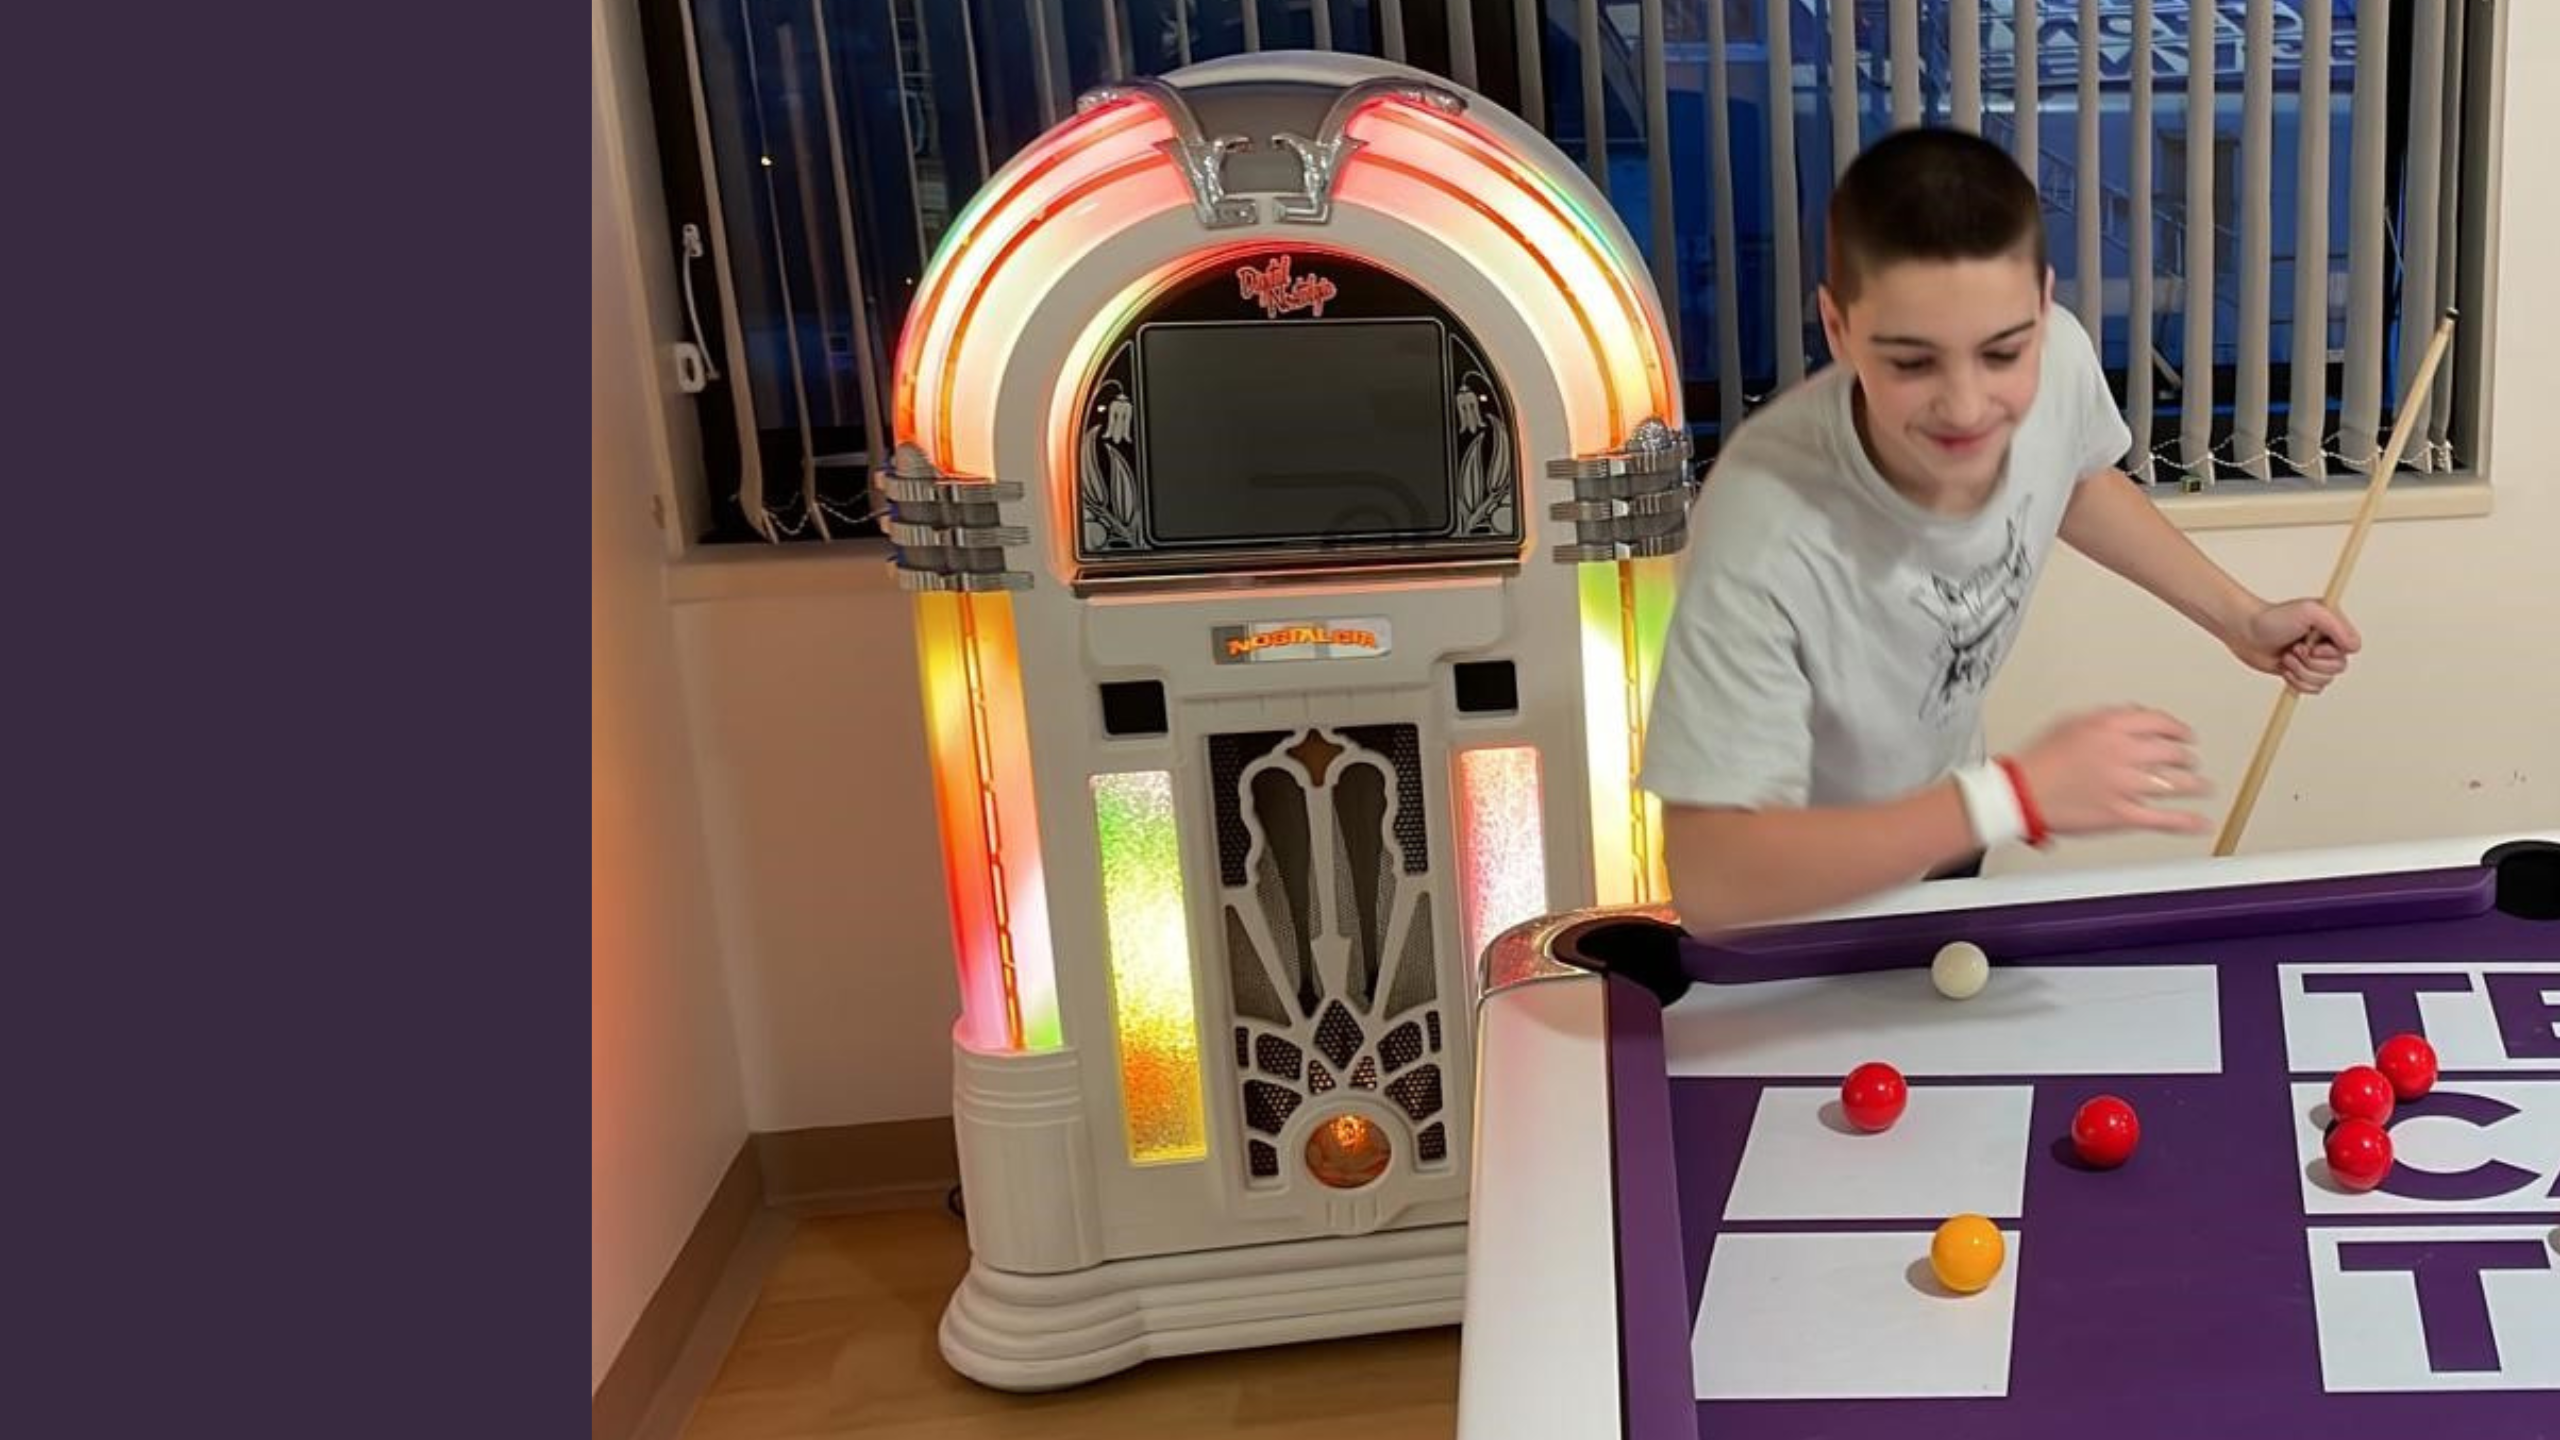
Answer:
2232, 599, 2362, 694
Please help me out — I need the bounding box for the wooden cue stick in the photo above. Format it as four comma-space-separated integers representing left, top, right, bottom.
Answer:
2213, 309, 2459, 858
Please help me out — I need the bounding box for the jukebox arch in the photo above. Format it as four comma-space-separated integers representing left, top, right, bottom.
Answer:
883, 50, 1692, 1389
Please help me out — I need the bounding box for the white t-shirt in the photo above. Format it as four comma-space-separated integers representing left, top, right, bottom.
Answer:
1638, 306, 2133, 811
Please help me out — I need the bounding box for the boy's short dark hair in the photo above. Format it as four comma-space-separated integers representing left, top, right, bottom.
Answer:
1826, 127, 2047, 303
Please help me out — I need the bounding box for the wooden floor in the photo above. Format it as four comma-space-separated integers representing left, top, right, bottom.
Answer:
675, 1204, 1463, 1439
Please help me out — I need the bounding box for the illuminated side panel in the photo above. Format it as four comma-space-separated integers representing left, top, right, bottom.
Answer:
1623, 552, 1679, 902
912, 590, 1060, 1052
1455, 747, 1550, 972
966, 593, 1060, 1049
910, 593, 1010, 1050
1578, 556, 1679, 906
1091, 771, 1207, 1164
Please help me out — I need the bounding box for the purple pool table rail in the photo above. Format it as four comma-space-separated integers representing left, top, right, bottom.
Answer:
1678, 861, 2502, 983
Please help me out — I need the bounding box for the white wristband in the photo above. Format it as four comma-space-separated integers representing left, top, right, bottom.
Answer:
1951, 761, 2027, 850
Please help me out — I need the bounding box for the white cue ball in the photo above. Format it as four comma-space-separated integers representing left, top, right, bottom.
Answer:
1932, 941, 1990, 1000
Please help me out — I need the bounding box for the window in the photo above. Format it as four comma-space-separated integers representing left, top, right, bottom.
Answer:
633, 0, 2496, 546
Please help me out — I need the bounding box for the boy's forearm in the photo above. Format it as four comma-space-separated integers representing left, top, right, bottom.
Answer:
2059, 468, 2260, 646
1662, 786, 1981, 934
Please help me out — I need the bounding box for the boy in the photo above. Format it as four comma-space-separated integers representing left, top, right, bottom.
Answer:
1640, 127, 2358, 934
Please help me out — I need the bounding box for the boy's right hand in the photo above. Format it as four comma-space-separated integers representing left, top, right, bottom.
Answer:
2011, 705, 2211, 836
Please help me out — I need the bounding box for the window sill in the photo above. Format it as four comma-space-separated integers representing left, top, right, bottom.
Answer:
654, 476, 2495, 604
2149, 472, 2493, 531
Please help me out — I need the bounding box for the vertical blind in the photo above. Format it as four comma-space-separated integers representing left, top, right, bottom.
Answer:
639, 0, 2485, 544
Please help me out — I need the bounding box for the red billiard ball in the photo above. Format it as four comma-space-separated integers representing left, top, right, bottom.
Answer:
1841, 1062, 1908, 1132
2376, 1033, 2439, 1101
2325, 1117, 2395, 1192
2070, 1095, 2141, 1168
2328, 1065, 2397, 1127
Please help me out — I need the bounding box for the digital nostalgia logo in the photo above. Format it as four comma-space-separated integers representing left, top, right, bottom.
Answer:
1210, 618, 1392, 665
1235, 255, 1338, 319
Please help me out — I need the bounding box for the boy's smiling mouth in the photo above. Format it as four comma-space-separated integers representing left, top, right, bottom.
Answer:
1922, 427, 2000, 456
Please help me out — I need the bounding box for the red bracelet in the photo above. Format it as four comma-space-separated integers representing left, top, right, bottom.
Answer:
1993, 755, 2051, 847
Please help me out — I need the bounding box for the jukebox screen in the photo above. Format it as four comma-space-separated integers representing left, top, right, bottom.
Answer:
1135, 318, 1454, 545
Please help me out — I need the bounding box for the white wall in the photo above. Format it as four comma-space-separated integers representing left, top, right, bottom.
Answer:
668, 576, 962, 1130
599, 4, 2560, 1143
591, 0, 749, 1393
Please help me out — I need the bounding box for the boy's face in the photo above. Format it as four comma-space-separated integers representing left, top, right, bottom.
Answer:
1819, 256, 2052, 505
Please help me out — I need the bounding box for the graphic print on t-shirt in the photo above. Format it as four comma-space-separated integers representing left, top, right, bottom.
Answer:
1910, 505, 2034, 720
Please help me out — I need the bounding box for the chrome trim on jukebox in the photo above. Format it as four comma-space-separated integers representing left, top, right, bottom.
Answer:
879, 443, 1035, 591
1079, 77, 1259, 230
1079, 74, 1469, 231
1271, 79, 1467, 225
1543, 417, 1695, 564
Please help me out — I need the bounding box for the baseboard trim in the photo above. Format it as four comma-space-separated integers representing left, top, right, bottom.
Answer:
592, 1139, 764, 1440
592, 1118, 962, 1440
756, 1117, 959, 1214
624, 1207, 795, 1440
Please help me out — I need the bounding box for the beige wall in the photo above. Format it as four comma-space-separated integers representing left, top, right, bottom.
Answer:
668, 570, 962, 1130
591, 0, 2560, 1342
591, 0, 748, 1392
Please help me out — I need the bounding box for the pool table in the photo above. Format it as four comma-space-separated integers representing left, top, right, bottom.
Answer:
1457, 832, 2560, 1440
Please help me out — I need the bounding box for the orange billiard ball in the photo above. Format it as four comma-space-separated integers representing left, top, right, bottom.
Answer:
1930, 1214, 2006, 1294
